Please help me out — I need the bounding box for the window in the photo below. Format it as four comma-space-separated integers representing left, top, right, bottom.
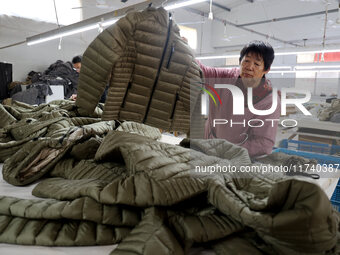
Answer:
225, 57, 239, 66
295, 71, 316, 94
178, 25, 197, 50
295, 71, 339, 96
0, 0, 82, 25
296, 53, 315, 64
315, 72, 339, 97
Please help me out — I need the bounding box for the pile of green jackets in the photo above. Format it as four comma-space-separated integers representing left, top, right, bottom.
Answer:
0, 99, 339, 255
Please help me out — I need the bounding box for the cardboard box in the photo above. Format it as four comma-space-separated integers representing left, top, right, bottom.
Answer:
299, 134, 334, 145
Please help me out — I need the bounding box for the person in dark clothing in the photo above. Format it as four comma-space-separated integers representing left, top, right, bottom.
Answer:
72, 55, 82, 73
70, 55, 82, 100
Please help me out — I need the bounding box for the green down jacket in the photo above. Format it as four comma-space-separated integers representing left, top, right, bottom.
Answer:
0, 101, 339, 254
75, 7, 203, 134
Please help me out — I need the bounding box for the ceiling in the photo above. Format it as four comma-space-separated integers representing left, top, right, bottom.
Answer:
76, 0, 340, 52
1, 0, 340, 53
191, 0, 340, 49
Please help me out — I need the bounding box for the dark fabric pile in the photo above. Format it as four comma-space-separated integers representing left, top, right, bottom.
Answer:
43, 60, 79, 98
8, 61, 79, 105
11, 83, 52, 105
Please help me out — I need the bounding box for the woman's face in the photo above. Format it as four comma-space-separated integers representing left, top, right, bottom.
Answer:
239, 52, 270, 88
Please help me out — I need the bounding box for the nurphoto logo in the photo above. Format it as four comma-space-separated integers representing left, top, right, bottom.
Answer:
214, 84, 311, 116
200, 84, 312, 128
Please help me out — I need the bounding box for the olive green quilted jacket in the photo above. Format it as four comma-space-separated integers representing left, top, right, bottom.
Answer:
75, 7, 203, 134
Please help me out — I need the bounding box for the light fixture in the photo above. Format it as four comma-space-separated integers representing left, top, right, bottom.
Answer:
27, 24, 99, 45
268, 64, 340, 73
196, 48, 340, 60
208, 0, 213, 20
164, 0, 207, 10
221, 65, 293, 69
210, 65, 339, 74
269, 70, 340, 74
276, 49, 340, 55
269, 71, 296, 74
26, 17, 119, 46
315, 70, 340, 73
295, 65, 340, 70
101, 19, 118, 27
270, 66, 292, 70
197, 54, 239, 60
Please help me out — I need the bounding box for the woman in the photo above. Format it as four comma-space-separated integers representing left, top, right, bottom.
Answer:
198, 40, 280, 157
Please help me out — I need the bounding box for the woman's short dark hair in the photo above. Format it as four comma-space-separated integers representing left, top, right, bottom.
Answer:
72, 55, 82, 64
239, 41, 274, 71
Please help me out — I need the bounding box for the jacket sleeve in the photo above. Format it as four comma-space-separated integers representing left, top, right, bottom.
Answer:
242, 95, 281, 157
75, 12, 139, 116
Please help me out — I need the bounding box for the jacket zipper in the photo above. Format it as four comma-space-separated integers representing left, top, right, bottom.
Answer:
170, 91, 179, 119
166, 42, 175, 69
143, 13, 173, 123
121, 81, 132, 108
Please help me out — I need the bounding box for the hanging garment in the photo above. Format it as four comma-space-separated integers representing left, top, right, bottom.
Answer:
76, 7, 203, 134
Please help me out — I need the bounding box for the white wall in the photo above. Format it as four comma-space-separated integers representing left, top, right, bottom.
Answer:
0, 15, 98, 81
173, 9, 214, 56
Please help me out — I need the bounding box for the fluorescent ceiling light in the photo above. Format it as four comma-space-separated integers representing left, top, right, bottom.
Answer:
27, 18, 118, 46
270, 71, 296, 74
197, 54, 239, 60
27, 24, 99, 45
295, 65, 340, 70
317, 70, 340, 73
222, 65, 292, 70
270, 66, 292, 70
270, 70, 340, 74
165, 0, 207, 10
26, 0, 206, 46
275, 49, 340, 56
197, 49, 340, 60
101, 19, 117, 27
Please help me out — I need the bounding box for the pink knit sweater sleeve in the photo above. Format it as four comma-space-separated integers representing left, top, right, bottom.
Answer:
197, 60, 237, 78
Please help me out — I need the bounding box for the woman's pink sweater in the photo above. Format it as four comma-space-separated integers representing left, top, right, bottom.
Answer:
199, 63, 281, 157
